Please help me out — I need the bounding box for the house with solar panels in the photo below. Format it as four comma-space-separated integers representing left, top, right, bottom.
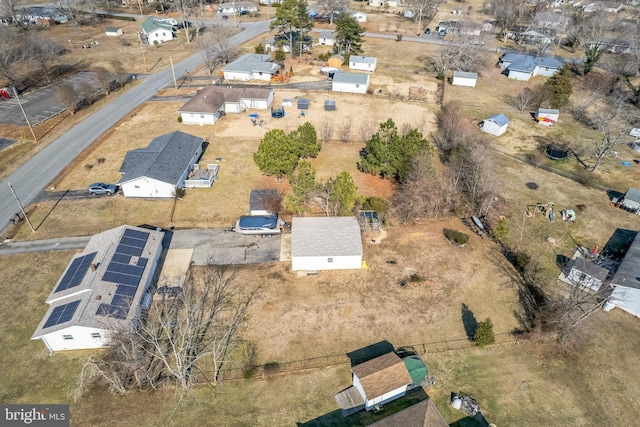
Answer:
31, 225, 164, 353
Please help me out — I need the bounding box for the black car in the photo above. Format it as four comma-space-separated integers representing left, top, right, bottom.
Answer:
424, 28, 431, 34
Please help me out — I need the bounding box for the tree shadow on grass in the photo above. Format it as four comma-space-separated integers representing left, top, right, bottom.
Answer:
461, 303, 478, 341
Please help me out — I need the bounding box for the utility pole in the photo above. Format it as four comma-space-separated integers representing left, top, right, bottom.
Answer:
13, 88, 37, 143
170, 56, 178, 89
8, 183, 35, 232
138, 34, 149, 72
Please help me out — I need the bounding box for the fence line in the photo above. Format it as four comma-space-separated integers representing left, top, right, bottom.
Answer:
196, 333, 523, 383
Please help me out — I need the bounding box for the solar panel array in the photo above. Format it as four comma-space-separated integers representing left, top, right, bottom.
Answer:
43, 300, 81, 328
96, 228, 150, 320
54, 252, 97, 293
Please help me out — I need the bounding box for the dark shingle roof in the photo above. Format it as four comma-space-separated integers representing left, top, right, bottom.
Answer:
369, 399, 449, 427
118, 131, 203, 185
612, 232, 640, 290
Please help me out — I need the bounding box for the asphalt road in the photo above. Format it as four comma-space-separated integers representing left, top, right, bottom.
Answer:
0, 19, 270, 235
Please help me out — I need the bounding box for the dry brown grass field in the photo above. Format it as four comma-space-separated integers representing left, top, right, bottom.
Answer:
3, 14, 640, 427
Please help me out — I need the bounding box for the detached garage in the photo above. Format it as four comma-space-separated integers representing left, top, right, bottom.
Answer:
291, 217, 363, 271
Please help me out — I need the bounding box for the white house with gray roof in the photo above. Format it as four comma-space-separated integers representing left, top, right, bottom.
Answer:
118, 131, 204, 198
291, 217, 363, 271
349, 56, 377, 72
332, 72, 370, 94
32, 225, 164, 353
141, 18, 175, 44
318, 30, 337, 46
499, 53, 563, 81
221, 53, 281, 82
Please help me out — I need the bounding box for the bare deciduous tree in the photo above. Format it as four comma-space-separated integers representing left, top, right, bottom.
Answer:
93, 67, 114, 95
319, 117, 334, 142
199, 24, 238, 74
316, 0, 347, 25
73, 266, 258, 397
0, 26, 25, 88
504, 87, 536, 111
0, 0, 24, 27
590, 130, 622, 172
77, 81, 96, 105
424, 30, 485, 79
27, 34, 64, 83
358, 117, 377, 143
110, 59, 128, 89
337, 118, 351, 143
53, 82, 78, 115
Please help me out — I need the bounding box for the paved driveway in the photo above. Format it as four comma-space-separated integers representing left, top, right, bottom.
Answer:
171, 228, 281, 265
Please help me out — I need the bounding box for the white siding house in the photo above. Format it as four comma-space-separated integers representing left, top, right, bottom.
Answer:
332, 72, 370, 94
291, 217, 363, 271
222, 53, 281, 82
452, 71, 478, 87
32, 226, 164, 353
141, 18, 175, 44
118, 131, 204, 198
178, 86, 273, 125
609, 232, 640, 318
349, 56, 377, 72
480, 113, 510, 137
318, 30, 337, 46
499, 53, 563, 81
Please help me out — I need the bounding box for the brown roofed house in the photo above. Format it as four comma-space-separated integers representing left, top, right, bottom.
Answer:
369, 399, 449, 427
178, 86, 273, 125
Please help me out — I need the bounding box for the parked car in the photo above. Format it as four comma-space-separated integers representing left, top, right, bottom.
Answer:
438, 29, 447, 36
88, 183, 118, 196
424, 27, 431, 34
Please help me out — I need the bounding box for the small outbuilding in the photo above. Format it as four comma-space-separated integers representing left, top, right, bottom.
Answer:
291, 217, 362, 271
480, 113, 510, 137
105, 27, 123, 37
451, 71, 478, 87
282, 98, 294, 107
352, 11, 367, 23
297, 98, 310, 110
565, 255, 609, 292
349, 56, 377, 72
332, 72, 370, 94
324, 100, 336, 111
318, 30, 337, 46
621, 188, 640, 213
535, 108, 559, 126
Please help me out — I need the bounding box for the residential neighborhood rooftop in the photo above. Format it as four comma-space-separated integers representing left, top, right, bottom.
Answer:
332, 72, 370, 85
291, 217, 363, 258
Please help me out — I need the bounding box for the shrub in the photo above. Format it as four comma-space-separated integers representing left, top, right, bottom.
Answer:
254, 43, 265, 54
263, 361, 280, 372
274, 48, 286, 62
97, 157, 106, 164
84, 163, 94, 170
513, 251, 531, 273
444, 229, 469, 246
474, 318, 495, 347
318, 52, 331, 61
490, 217, 510, 244
177, 116, 183, 123
409, 273, 422, 283
243, 369, 254, 379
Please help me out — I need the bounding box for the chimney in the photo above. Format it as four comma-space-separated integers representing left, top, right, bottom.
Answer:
95, 295, 102, 301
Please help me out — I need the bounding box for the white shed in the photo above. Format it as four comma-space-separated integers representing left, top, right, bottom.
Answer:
480, 113, 510, 137
452, 71, 478, 87
621, 188, 640, 213
565, 256, 609, 292
118, 131, 204, 198
31, 225, 164, 353
332, 72, 370, 94
291, 217, 363, 271
535, 108, 559, 126
105, 27, 123, 37
349, 56, 377, 72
